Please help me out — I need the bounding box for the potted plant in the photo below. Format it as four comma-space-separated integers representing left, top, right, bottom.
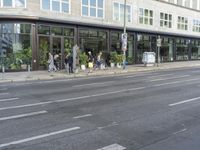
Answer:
79, 52, 88, 70
110, 51, 117, 67
116, 54, 123, 68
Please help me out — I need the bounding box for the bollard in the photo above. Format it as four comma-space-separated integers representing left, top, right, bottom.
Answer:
28, 65, 31, 73
2, 65, 5, 80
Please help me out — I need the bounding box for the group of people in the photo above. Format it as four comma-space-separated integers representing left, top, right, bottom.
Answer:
47, 50, 104, 74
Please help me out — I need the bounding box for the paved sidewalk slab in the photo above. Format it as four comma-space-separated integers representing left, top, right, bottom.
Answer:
1, 61, 200, 84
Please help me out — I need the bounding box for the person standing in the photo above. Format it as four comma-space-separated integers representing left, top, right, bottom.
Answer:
65, 53, 73, 74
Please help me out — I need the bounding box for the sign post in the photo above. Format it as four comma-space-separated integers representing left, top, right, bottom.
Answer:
122, 0, 127, 70
157, 36, 161, 67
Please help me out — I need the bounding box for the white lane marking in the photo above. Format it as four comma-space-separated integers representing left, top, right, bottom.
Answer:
169, 96, 200, 106
173, 128, 187, 135
73, 114, 92, 119
0, 127, 80, 148
153, 77, 200, 87
0, 86, 145, 111
149, 75, 190, 82
0, 111, 47, 121
147, 73, 174, 78
0, 98, 19, 102
0, 93, 9, 96
73, 81, 114, 87
97, 143, 126, 150
0, 88, 7, 91
98, 122, 118, 130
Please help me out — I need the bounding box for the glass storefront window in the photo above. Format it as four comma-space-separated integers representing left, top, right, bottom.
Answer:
79, 29, 108, 62
51, 26, 63, 35
2, 24, 14, 33
137, 34, 151, 63
191, 40, 200, 60
160, 37, 174, 62
0, 33, 32, 71
14, 24, 31, 34
38, 25, 50, 35
64, 28, 74, 36
176, 38, 189, 61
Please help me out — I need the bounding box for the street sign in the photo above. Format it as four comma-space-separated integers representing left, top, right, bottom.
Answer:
121, 33, 127, 51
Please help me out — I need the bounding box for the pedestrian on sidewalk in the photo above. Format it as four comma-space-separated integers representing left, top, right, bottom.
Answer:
93, 52, 102, 70
88, 51, 94, 73
54, 53, 59, 71
48, 52, 57, 72
65, 53, 73, 74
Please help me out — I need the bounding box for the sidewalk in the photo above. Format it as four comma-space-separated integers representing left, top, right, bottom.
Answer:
1, 61, 200, 83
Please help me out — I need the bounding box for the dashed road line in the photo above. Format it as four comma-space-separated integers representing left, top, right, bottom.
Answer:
73, 114, 92, 119
0, 86, 145, 111
149, 75, 190, 82
0, 98, 19, 102
0, 93, 9, 96
0, 110, 47, 121
73, 81, 114, 87
169, 96, 200, 106
97, 143, 126, 150
0, 127, 80, 148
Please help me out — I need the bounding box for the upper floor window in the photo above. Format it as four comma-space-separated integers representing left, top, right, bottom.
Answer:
177, 0, 183, 6
0, 0, 26, 8
113, 2, 131, 23
82, 0, 104, 18
160, 12, 172, 28
41, 0, 70, 13
177, 16, 188, 30
139, 8, 153, 25
193, 19, 200, 32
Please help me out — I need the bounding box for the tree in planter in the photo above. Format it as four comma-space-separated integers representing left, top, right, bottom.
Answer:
79, 52, 88, 70
39, 40, 49, 68
15, 47, 32, 69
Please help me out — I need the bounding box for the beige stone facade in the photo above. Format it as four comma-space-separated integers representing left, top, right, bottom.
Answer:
0, 0, 200, 37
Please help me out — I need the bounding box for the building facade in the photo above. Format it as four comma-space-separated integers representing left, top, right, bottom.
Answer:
0, 0, 200, 71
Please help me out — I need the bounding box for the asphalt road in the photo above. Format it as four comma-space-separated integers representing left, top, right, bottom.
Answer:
1, 67, 200, 150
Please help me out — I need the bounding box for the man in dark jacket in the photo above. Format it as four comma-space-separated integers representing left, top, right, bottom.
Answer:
65, 53, 73, 74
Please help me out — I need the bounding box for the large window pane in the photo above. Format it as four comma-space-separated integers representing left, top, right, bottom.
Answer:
90, 0, 96, 7
52, 0, 60, 11
38, 25, 50, 35
42, 0, 50, 10
62, 3, 69, 13
98, 0, 103, 8
82, 6, 88, 16
3, 0, 12, 7
82, 0, 88, 5
15, 0, 25, 7
2, 24, 14, 33
90, 8, 96, 17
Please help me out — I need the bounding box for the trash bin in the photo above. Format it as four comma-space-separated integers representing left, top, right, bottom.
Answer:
142, 52, 156, 67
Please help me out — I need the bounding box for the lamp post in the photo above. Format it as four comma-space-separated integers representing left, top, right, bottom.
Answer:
122, 0, 127, 70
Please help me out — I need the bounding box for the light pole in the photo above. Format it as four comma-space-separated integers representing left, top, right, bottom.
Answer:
122, 0, 127, 70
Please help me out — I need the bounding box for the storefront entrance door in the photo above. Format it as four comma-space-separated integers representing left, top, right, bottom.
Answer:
52, 37, 62, 70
